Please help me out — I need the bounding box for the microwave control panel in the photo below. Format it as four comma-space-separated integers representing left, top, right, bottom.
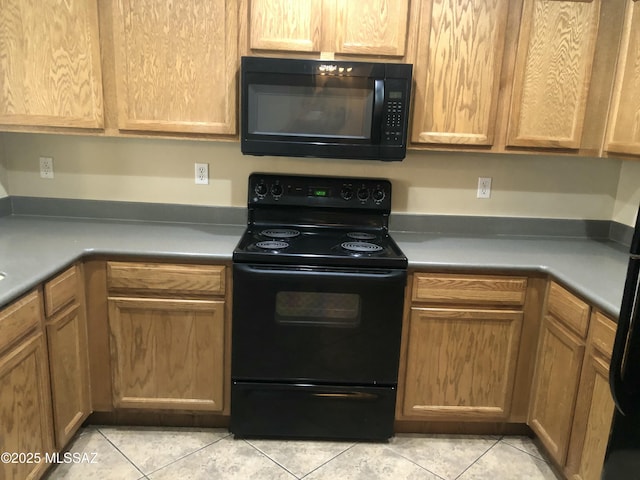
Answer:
382, 78, 410, 145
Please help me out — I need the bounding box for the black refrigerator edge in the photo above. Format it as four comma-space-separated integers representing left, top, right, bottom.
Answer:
602, 206, 640, 479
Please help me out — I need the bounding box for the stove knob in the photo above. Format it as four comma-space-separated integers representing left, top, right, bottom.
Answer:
372, 188, 385, 202
271, 183, 283, 198
357, 187, 369, 201
341, 186, 353, 200
255, 183, 268, 197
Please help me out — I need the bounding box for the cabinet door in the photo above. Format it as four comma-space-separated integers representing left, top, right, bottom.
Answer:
109, 297, 225, 411
529, 314, 585, 466
411, 0, 510, 146
249, 0, 323, 52
112, 0, 237, 134
334, 0, 409, 56
47, 303, 91, 449
565, 312, 616, 480
0, 334, 54, 480
507, 0, 601, 148
402, 307, 523, 420
606, 0, 640, 156
0, 0, 103, 129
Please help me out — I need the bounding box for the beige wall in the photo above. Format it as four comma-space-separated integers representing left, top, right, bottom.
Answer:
613, 159, 640, 226
2, 132, 622, 220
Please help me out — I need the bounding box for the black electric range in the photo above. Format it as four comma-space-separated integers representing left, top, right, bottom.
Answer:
230, 173, 408, 441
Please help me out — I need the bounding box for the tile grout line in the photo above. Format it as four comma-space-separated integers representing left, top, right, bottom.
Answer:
142, 433, 234, 477
453, 435, 503, 480
96, 427, 147, 478
388, 446, 448, 480
243, 439, 304, 479
499, 438, 552, 464
97, 427, 232, 477
298, 442, 360, 479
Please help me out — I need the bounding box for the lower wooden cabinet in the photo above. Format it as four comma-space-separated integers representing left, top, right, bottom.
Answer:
528, 282, 590, 466
46, 303, 91, 448
105, 261, 229, 413
399, 273, 529, 423
43, 264, 92, 450
108, 297, 225, 411
565, 311, 616, 480
528, 313, 586, 464
0, 291, 54, 480
402, 307, 523, 420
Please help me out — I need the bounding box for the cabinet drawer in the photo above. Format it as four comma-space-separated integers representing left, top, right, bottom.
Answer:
588, 311, 616, 359
44, 265, 78, 317
547, 282, 590, 339
0, 290, 42, 353
412, 273, 527, 306
107, 262, 226, 296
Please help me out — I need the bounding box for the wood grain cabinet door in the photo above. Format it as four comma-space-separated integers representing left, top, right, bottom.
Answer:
410, 0, 511, 146
333, 0, 409, 56
402, 307, 523, 421
0, 0, 104, 129
605, 0, 640, 157
108, 297, 226, 412
565, 312, 616, 480
46, 303, 91, 450
528, 314, 585, 466
507, 0, 601, 149
249, 0, 323, 52
0, 334, 54, 480
248, 0, 409, 56
112, 0, 238, 135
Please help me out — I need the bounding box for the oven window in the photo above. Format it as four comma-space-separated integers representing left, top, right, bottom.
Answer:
275, 291, 361, 327
248, 82, 373, 139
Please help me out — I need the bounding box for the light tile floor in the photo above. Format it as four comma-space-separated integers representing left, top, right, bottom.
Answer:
43, 426, 562, 480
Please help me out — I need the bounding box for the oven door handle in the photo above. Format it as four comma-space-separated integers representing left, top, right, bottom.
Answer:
312, 392, 379, 401
235, 263, 406, 280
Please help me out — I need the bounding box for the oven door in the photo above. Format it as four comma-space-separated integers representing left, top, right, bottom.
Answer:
231, 263, 406, 385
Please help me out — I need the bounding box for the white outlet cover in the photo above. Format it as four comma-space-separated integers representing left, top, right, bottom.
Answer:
195, 163, 209, 185
39, 156, 54, 179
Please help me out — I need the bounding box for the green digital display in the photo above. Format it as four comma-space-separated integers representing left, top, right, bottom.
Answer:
310, 187, 331, 197
389, 91, 403, 99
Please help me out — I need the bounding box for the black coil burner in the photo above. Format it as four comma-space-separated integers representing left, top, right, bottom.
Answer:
341, 241, 384, 253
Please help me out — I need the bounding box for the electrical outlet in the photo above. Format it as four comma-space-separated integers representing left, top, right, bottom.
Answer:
39, 156, 54, 179
195, 163, 209, 185
477, 177, 491, 199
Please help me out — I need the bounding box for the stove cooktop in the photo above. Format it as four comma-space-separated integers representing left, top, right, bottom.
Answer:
234, 174, 408, 269
233, 225, 407, 269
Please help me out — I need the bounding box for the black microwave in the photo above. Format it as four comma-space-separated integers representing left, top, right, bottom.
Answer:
241, 56, 413, 161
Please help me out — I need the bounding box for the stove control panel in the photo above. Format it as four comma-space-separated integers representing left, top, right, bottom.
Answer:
249, 173, 392, 211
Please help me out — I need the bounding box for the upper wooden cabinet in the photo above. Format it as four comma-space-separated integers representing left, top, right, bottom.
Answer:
410, 0, 511, 146
507, 0, 601, 149
0, 0, 104, 129
246, 0, 410, 57
248, 0, 323, 52
506, 0, 627, 153
605, 0, 640, 157
110, 0, 238, 135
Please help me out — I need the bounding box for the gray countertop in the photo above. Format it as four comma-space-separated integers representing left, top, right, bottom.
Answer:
0, 215, 629, 319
